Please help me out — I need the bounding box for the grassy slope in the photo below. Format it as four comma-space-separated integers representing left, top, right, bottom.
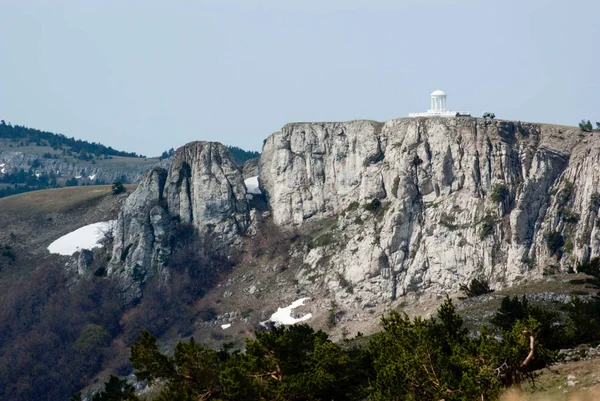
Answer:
1, 177, 599, 400
0, 185, 135, 293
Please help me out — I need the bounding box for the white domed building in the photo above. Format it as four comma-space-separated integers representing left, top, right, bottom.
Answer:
409, 89, 469, 117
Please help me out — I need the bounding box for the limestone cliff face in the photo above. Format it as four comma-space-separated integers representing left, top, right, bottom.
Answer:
259, 117, 598, 307
109, 142, 249, 303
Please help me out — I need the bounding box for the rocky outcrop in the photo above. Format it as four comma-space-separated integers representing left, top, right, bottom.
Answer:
109, 142, 249, 303
0, 151, 155, 184
242, 158, 259, 179
259, 117, 599, 307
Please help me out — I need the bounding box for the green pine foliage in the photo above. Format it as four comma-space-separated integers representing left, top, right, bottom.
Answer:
130, 325, 370, 401
579, 119, 593, 132
460, 278, 494, 297
111, 180, 126, 194
226, 146, 260, 166
368, 297, 549, 400
87, 291, 600, 400
490, 183, 510, 203
90, 375, 139, 401
120, 297, 569, 401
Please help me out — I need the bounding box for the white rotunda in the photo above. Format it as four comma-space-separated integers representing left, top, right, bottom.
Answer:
409, 89, 469, 117
429, 89, 447, 113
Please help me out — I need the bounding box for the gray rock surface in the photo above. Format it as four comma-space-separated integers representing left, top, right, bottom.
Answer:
0, 151, 156, 184
242, 158, 259, 178
259, 117, 600, 307
109, 141, 249, 303
77, 249, 94, 275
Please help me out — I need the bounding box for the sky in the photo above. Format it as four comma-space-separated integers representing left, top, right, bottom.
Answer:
0, 0, 598, 157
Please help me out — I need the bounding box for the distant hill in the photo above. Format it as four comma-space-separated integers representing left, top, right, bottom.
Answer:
0, 120, 261, 199
0, 120, 143, 159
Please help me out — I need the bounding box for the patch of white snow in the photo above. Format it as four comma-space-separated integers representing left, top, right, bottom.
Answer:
89, 174, 96, 180
35, 173, 41, 178
1, 168, 5, 174
244, 176, 262, 195
47, 221, 115, 256
75, 175, 82, 179
265, 298, 312, 326
0, 163, 5, 167
221, 323, 231, 330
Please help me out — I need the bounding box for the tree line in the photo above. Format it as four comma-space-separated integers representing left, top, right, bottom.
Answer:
0, 120, 143, 158
85, 286, 600, 401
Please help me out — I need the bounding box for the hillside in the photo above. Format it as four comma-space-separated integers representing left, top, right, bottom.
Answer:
2, 117, 600, 400
0, 185, 135, 291
0, 120, 159, 198
0, 121, 260, 198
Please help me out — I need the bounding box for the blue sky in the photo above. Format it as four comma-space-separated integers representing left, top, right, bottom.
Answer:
0, 0, 598, 157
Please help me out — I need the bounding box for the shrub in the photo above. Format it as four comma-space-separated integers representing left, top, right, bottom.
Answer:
346, 201, 359, 211
439, 212, 458, 230
557, 181, 574, 207
546, 231, 565, 257
590, 192, 600, 211
567, 296, 600, 344
559, 208, 580, 223
577, 257, 600, 279
75, 324, 111, 352
459, 278, 494, 297
90, 375, 138, 401
479, 214, 495, 239
364, 198, 382, 212
111, 180, 126, 195
1, 247, 16, 262
490, 183, 509, 203
579, 119, 593, 132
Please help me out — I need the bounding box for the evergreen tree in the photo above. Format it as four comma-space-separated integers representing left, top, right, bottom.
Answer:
91, 375, 139, 401
112, 180, 126, 194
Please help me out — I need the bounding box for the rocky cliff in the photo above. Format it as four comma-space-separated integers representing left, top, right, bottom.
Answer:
107, 117, 600, 310
108, 141, 249, 303
258, 117, 599, 307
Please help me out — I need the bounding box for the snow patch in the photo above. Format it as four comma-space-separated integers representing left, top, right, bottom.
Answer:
221, 323, 231, 330
244, 176, 262, 195
75, 175, 82, 179
263, 298, 312, 326
1, 168, 5, 174
47, 221, 115, 256
35, 173, 41, 178
89, 174, 96, 180
0, 163, 5, 167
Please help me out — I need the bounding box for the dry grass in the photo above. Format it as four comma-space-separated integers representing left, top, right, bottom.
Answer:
0, 184, 134, 214
0, 185, 135, 293
501, 388, 600, 401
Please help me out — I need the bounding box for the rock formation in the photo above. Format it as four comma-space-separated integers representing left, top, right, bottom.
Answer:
109, 141, 249, 303
106, 117, 600, 309
259, 117, 599, 307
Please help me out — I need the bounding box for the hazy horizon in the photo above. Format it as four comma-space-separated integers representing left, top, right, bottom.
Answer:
1, 0, 598, 156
